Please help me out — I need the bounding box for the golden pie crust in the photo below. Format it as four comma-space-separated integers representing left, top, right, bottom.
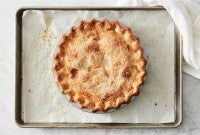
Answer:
52, 19, 146, 112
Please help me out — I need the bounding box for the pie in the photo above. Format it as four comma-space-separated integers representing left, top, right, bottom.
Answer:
52, 19, 146, 112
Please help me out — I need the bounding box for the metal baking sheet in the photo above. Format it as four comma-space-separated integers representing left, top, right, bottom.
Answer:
15, 7, 182, 128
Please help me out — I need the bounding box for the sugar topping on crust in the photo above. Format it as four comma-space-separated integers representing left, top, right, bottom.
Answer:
52, 19, 146, 112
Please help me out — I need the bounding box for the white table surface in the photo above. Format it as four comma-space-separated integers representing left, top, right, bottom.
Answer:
1, 0, 200, 134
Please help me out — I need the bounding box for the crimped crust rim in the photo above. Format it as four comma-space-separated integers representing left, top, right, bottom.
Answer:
52, 19, 147, 112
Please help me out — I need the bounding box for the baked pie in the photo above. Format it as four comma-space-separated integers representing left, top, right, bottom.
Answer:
52, 19, 146, 112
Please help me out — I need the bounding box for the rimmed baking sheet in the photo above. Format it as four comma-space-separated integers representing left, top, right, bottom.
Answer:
15, 7, 182, 128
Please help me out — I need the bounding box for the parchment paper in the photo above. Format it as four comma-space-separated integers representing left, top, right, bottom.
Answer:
22, 10, 175, 123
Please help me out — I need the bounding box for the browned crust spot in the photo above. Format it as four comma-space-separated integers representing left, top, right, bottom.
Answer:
122, 67, 131, 79
70, 68, 78, 79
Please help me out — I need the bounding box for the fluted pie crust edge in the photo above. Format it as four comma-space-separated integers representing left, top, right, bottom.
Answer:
52, 19, 146, 112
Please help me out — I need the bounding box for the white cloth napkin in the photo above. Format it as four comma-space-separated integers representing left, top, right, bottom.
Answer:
155, 0, 200, 79
117, 0, 200, 79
